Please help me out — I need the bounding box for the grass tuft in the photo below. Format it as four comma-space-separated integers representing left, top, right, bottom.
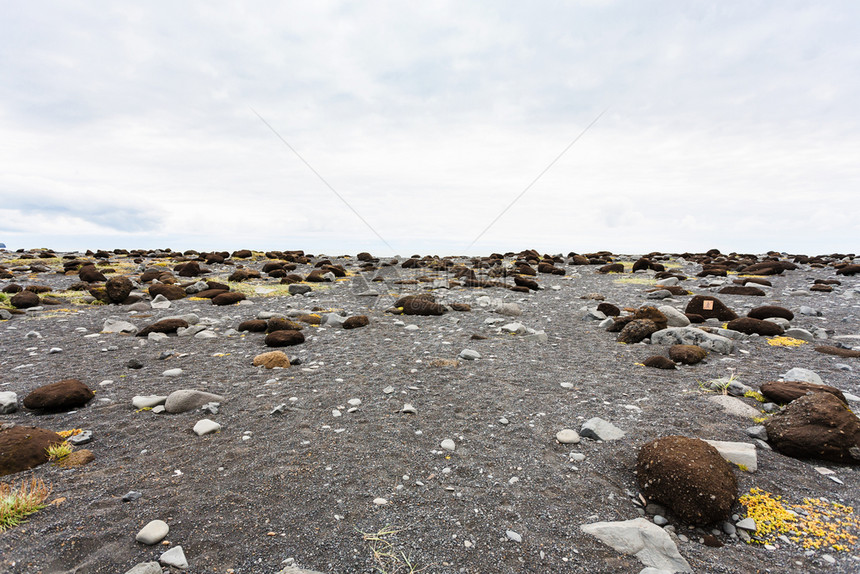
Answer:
0, 478, 52, 531
46, 441, 74, 461
358, 525, 428, 574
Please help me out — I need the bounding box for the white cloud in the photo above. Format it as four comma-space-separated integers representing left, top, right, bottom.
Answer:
1, 1, 858, 255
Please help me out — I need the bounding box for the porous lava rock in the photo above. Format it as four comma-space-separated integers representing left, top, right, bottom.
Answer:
637, 435, 738, 524
176, 261, 202, 277
607, 315, 636, 332
718, 285, 766, 296
617, 319, 658, 344
668, 345, 708, 365
343, 315, 370, 329
57, 450, 96, 468
684, 296, 737, 321
238, 319, 268, 332
10, 290, 40, 309
148, 284, 187, 301
252, 351, 291, 369
760, 381, 847, 405
764, 392, 860, 464
747, 305, 794, 321
23, 379, 95, 412
814, 346, 860, 358
0, 426, 63, 476
726, 317, 784, 336
643, 356, 676, 369
265, 330, 306, 347
212, 292, 246, 306
136, 318, 189, 337
105, 275, 134, 303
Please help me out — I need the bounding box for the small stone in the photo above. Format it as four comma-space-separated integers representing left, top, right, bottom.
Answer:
458, 349, 480, 361
122, 491, 143, 502
162, 368, 183, 377
505, 529, 522, 543
136, 519, 169, 545
441, 439, 456, 451
133, 395, 168, 409
373, 497, 388, 505
556, 429, 580, 444
159, 545, 188, 569
66, 430, 93, 445
124, 562, 162, 574
193, 419, 221, 436
0, 391, 18, 414
735, 517, 756, 531
653, 515, 668, 526
401, 403, 417, 414
580, 418, 625, 441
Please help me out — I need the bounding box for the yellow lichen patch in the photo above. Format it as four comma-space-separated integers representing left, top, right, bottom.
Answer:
739, 488, 860, 551
613, 277, 657, 285
56, 429, 82, 439
767, 336, 808, 347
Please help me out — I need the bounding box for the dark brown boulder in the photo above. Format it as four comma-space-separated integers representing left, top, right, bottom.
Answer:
514, 275, 539, 291
105, 275, 134, 303
23, 379, 95, 412
78, 265, 107, 283
809, 283, 833, 293
10, 290, 40, 309
643, 356, 676, 369
212, 292, 246, 306
669, 345, 708, 365
718, 285, 766, 296
617, 319, 658, 344
596, 302, 620, 317
736, 277, 772, 287
228, 269, 251, 282
764, 392, 860, 464
814, 345, 860, 358
597, 263, 624, 274
2, 284, 23, 293
305, 269, 327, 282
607, 315, 636, 332
653, 285, 689, 296
396, 295, 446, 316
136, 318, 189, 337
148, 284, 187, 301
684, 295, 737, 321
835, 264, 860, 276
747, 305, 793, 321
238, 319, 268, 332
194, 288, 229, 299
232, 249, 253, 259
760, 380, 847, 405
634, 306, 668, 331
176, 261, 202, 277
726, 317, 784, 336
266, 318, 304, 332
264, 330, 305, 347
296, 314, 322, 325
0, 426, 63, 477
343, 315, 370, 329
637, 435, 738, 524
685, 313, 705, 324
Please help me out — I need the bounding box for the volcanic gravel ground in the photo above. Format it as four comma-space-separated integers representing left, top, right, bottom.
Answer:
1, 252, 859, 573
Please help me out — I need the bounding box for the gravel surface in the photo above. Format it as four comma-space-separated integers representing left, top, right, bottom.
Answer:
1, 249, 859, 573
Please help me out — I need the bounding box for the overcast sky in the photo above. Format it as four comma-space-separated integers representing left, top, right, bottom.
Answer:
2, 1, 858, 256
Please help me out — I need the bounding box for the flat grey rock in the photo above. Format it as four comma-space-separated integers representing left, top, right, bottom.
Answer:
782, 367, 823, 385
159, 545, 188, 569
164, 390, 225, 414
651, 327, 734, 355
136, 519, 169, 545
132, 395, 168, 409
458, 349, 480, 361
124, 562, 162, 574
704, 440, 757, 472
102, 318, 137, 334
581, 517, 691, 572
708, 395, 761, 418
0, 391, 18, 414
193, 418, 221, 436
580, 418, 625, 441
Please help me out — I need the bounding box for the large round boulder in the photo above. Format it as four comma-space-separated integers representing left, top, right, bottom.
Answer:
684, 296, 737, 321
23, 379, 95, 412
0, 426, 63, 476
395, 295, 446, 316
616, 319, 658, 344
343, 315, 370, 329
148, 284, 187, 301
764, 392, 860, 464
637, 435, 738, 524
747, 305, 794, 321
726, 317, 784, 336
10, 291, 40, 309
105, 275, 134, 303
265, 330, 306, 347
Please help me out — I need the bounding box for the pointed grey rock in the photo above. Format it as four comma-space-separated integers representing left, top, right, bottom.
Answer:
581, 518, 691, 572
